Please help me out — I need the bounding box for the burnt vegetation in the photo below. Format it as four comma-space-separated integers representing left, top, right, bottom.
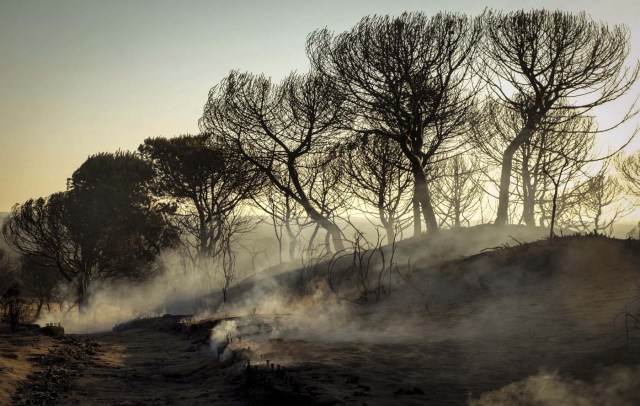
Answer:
3, 8, 640, 406
1, 8, 639, 336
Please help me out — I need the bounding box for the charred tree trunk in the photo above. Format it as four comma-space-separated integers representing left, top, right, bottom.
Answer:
288, 161, 344, 252
272, 220, 283, 264
400, 140, 438, 235
412, 189, 422, 237
300, 205, 343, 252
34, 298, 44, 319
324, 230, 331, 254
548, 179, 559, 239
413, 170, 439, 234
284, 220, 297, 261
321, 219, 343, 252
76, 273, 90, 311
521, 151, 536, 227
542, 158, 568, 239
495, 128, 532, 226
378, 206, 396, 244
307, 223, 320, 252
453, 162, 461, 227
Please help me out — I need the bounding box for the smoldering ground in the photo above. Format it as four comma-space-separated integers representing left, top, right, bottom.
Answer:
34, 246, 277, 333
471, 366, 640, 406
34, 223, 542, 332
33, 226, 640, 404
207, 232, 640, 404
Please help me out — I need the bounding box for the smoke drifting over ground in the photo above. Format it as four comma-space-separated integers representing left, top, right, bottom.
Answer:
33, 226, 640, 404
471, 366, 640, 406
35, 248, 249, 333
34, 223, 544, 333
203, 230, 640, 404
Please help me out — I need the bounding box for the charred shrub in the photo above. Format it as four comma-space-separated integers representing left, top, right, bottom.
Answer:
1, 283, 33, 329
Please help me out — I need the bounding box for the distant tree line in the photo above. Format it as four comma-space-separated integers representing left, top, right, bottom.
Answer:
2, 9, 639, 311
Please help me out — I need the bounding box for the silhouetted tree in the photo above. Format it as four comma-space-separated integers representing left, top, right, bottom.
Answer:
430, 154, 484, 228
542, 157, 571, 239
66, 152, 179, 296
220, 235, 236, 304
0, 247, 17, 301
339, 135, 413, 242
474, 99, 598, 226
308, 12, 480, 235
617, 151, 640, 200
2, 193, 80, 290
139, 135, 260, 269
306, 149, 353, 252
200, 71, 347, 252
2, 152, 178, 307
479, 9, 639, 226
533, 125, 596, 230
19, 256, 63, 319
1, 283, 26, 329
536, 148, 623, 238
0, 253, 32, 328
253, 181, 305, 263
561, 163, 627, 235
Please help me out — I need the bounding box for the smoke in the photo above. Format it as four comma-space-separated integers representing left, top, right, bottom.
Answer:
201, 230, 640, 406
201, 227, 640, 347
32, 225, 640, 405
471, 366, 640, 406
35, 248, 250, 333
210, 319, 238, 363
36, 280, 178, 334
34, 222, 547, 334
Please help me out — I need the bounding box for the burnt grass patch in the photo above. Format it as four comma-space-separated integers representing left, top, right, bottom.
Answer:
12, 337, 100, 405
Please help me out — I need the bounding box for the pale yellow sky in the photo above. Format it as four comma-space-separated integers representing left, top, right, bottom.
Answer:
1, 0, 639, 212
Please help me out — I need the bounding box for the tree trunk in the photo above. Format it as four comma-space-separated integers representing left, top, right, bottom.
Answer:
495, 128, 532, 226
454, 199, 461, 228
549, 181, 559, 239
521, 150, 536, 226
413, 170, 439, 233
198, 211, 207, 256
287, 161, 344, 251
319, 218, 344, 252
398, 133, 437, 235
76, 274, 90, 311
378, 206, 396, 244
34, 298, 44, 319
284, 220, 297, 261
324, 230, 332, 254
272, 220, 283, 264
307, 223, 320, 252
297, 201, 344, 252
453, 160, 461, 227
412, 190, 422, 237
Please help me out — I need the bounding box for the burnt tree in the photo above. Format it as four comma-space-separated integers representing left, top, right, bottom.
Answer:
308, 12, 480, 235
479, 9, 639, 226
200, 71, 348, 252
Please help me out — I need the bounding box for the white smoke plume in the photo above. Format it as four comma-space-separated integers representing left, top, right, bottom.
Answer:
471, 366, 640, 406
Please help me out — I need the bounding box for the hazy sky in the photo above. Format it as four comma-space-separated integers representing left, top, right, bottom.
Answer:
1, 0, 639, 212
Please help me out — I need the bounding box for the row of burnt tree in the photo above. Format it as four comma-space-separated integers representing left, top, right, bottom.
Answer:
197, 9, 639, 245
2, 9, 640, 309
